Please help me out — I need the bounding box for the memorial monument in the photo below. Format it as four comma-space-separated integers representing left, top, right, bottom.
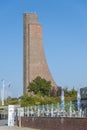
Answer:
23, 13, 58, 94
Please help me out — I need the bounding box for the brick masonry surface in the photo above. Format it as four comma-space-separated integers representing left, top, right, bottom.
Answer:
23, 13, 57, 94
16, 117, 87, 130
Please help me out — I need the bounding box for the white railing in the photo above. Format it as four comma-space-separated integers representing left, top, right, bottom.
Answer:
15, 103, 85, 118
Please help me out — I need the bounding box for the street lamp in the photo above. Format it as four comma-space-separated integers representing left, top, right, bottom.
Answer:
1, 79, 11, 106
7, 83, 11, 103
1, 79, 5, 106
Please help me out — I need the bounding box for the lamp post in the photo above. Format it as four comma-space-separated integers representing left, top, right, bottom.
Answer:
1, 79, 5, 106
7, 83, 11, 103
1, 79, 11, 106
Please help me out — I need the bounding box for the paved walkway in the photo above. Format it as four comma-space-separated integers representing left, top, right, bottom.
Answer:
0, 126, 40, 130
0, 119, 40, 130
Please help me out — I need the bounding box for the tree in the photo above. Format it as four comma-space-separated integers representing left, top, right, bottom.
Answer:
64, 87, 77, 102
20, 94, 35, 106
28, 76, 52, 96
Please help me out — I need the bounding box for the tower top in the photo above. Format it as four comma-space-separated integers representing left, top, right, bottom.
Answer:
24, 13, 38, 24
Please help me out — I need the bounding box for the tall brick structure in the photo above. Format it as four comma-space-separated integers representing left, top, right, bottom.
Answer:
23, 13, 58, 94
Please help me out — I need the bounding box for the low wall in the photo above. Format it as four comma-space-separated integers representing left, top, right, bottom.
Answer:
17, 117, 87, 130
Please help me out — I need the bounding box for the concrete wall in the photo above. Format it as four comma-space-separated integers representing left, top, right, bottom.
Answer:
16, 117, 87, 130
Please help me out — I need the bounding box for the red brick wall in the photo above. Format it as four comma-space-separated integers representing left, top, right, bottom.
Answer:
17, 117, 87, 130
23, 13, 57, 94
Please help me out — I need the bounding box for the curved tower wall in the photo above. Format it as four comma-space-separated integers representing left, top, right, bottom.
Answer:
23, 13, 57, 94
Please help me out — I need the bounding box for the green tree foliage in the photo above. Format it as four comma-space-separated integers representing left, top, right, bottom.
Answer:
3, 81, 77, 107
20, 94, 36, 106
65, 102, 75, 111
64, 87, 77, 102
28, 76, 52, 96
20, 94, 61, 107
5, 97, 19, 106
20, 82, 77, 107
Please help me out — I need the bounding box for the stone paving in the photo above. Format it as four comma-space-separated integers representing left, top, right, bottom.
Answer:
0, 120, 40, 130
0, 126, 40, 130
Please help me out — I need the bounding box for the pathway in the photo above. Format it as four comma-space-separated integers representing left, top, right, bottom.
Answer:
0, 126, 40, 130
0, 120, 40, 130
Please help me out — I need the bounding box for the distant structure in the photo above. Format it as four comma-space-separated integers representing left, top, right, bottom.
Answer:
23, 13, 59, 95
80, 87, 87, 113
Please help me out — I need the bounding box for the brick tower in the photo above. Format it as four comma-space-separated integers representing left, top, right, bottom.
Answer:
23, 13, 58, 94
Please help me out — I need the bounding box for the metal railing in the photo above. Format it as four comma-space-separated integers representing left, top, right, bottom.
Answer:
15, 103, 85, 118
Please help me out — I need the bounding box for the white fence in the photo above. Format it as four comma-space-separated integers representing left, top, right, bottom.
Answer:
15, 103, 85, 118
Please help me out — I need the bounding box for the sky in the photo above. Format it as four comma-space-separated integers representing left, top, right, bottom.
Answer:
0, 0, 87, 97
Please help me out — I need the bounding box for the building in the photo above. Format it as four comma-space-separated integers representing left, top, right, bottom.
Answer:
80, 87, 87, 114
23, 13, 59, 95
